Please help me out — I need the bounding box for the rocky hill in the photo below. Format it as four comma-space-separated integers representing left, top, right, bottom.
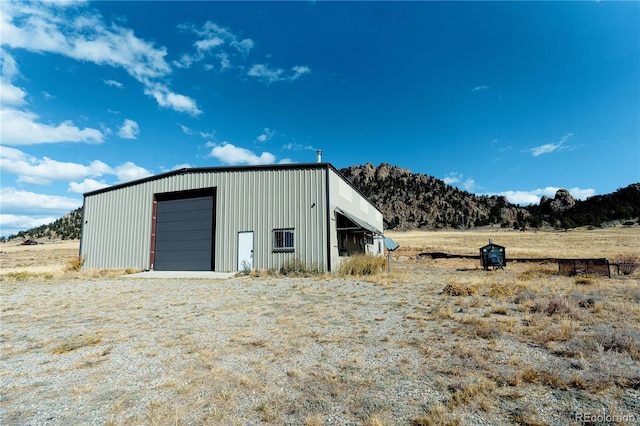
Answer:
341, 163, 639, 231
340, 163, 528, 230
3, 208, 83, 242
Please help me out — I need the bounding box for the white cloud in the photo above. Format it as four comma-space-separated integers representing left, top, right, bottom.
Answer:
195, 36, 224, 51
471, 85, 490, 92
113, 162, 152, 183
462, 178, 476, 192
530, 133, 573, 157
0, 79, 27, 105
248, 64, 311, 84
1, 1, 202, 115
0, 47, 20, 80
0, 107, 104, 145
255, 127, 275, 143
0, 146, 112, 184
443, 172, 476, 192
1, 2, 171, 81
495, 191, 541, 206
206, 142, 276, 165
200, 130, 216, 139
68, 178, 109, 194
0, 49, 28, 106
291, 65, 311, 80
443, 172, 462, 185
217, 52, 231, 70
180, 125, 193, 135
0, 187, 82, 215
171, 163, 193, 170
104, 79, 123, 88
248, 64, 284, 84
231, 38, 254, 56
196, 21, 254, 55
0, 214, 61, 238
174, 21, 253, 70
493, 186, 596, 205
144, 83, 202, 116
1, 146, 151, 186
282, 142, 316, 151
117, 119, 140, 139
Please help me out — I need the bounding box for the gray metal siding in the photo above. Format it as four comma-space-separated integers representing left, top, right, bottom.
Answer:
81, 167, 329, 272
81, 184, 154, 270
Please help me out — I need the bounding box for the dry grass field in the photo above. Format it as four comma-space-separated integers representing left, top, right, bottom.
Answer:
385, 226, 640, 259
1, 227, 639, 425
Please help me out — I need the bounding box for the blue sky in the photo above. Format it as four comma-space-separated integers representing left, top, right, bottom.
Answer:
1, 0, 639, 237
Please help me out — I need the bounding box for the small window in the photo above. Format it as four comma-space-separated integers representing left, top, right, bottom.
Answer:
273, 228, 294, 252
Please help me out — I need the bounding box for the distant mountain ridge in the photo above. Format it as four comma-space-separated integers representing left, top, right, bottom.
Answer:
3, 208, 83, 242
3, 163, 638, 241
340, 163, 640, 231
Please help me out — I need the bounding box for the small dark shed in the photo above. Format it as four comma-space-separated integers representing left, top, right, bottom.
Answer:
480, 241, 505, 270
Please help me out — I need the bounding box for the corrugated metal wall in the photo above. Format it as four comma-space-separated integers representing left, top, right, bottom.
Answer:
81, 166, 329, 272
327, 168, 385, 270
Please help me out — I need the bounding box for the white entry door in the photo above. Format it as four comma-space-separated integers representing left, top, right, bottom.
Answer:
238, 231, 254, 271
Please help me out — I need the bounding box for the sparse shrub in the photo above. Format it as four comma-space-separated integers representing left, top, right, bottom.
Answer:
463, 317, 502, 339
574, 275, 595, 285
3, 272, 37, 281
240, 259, 252, 275
65, 256, 85, 272
489, 284, 514, 299
442, 282, 477, 296
447, 377, 496, 406
592, 326, 640, 360
412, 402, 460, 426
614, 253, 639, 275
280, 258, 322, 276
514, 289, 538, 305
491, 305, 509, 315
531, 296, 581, 318
50, 335, 102, 354
518, 268, 556, 281
569, 292, 602, 309
338, 254, 386, 276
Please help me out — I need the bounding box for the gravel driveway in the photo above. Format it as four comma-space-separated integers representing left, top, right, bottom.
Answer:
2, 267, 639, 425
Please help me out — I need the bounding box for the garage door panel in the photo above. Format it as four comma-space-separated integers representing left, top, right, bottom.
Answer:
157, 208, 212, 223
153, 259, 212, 271
155, 249, 211, 262
157, 197, 212, 213
156, 219, 213, 233
154, 194, 214, 271
155, 238, 211, 252
155, 229, 211, 243
157, 206, 211, 222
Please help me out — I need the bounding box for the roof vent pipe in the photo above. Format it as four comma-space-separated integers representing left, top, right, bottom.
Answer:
316, 150, 322, 163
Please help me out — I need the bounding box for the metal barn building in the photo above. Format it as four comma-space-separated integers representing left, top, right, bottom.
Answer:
80, 163, 384, 272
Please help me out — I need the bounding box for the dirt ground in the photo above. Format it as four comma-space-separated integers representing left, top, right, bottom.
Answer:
1, 229, 639, 425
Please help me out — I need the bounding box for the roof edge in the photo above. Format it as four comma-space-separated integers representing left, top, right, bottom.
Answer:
83, 163, 332, 197
83, 162, 383, 216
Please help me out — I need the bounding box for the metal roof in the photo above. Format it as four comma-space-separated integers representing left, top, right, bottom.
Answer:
83, 162, 383, 216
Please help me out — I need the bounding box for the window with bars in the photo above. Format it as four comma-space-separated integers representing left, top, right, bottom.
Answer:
273, 228, 294, 252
